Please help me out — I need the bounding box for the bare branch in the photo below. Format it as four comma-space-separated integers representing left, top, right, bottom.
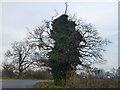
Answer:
64, 2, 68, 14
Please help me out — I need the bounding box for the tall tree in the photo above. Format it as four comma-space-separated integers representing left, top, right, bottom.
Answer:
27, 9, 110, 85
48, 14, 86, 85
27, 14, 110, 85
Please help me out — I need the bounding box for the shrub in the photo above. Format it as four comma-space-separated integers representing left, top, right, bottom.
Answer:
65, 75, 118, 88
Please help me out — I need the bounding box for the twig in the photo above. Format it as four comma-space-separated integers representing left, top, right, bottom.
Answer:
51, 9, 58, 21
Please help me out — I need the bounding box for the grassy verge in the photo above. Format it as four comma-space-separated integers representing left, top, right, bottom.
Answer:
33, 80, 63, 88
2, 77, 47, 80
33, 77, 119, 88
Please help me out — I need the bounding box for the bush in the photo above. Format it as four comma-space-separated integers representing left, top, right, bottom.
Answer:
2, 64, 16, 78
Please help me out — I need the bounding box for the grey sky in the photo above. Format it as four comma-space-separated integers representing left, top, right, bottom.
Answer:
1, 2, 118, 71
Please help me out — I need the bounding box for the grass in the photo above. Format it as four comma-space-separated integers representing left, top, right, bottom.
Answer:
2, 77, 18, 79
33, 80, 63, 88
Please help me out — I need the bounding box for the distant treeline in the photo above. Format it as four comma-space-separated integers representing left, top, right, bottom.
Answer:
2, 68, 52, 80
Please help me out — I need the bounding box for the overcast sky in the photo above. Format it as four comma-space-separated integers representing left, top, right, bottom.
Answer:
0, 2, 118, 71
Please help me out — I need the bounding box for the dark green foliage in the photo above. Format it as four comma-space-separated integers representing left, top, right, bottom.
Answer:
49, 14, 86, 85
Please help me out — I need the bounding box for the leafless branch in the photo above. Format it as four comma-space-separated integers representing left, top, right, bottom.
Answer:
64, 2, 68, 14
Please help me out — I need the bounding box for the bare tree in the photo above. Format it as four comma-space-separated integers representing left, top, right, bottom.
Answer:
5, 40, 36, 74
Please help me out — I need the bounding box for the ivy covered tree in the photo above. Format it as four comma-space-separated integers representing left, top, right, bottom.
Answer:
48, 13, 111, 85
48, 14, 86, 85
27, 5, 110, 85
27, 14, 110, 85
